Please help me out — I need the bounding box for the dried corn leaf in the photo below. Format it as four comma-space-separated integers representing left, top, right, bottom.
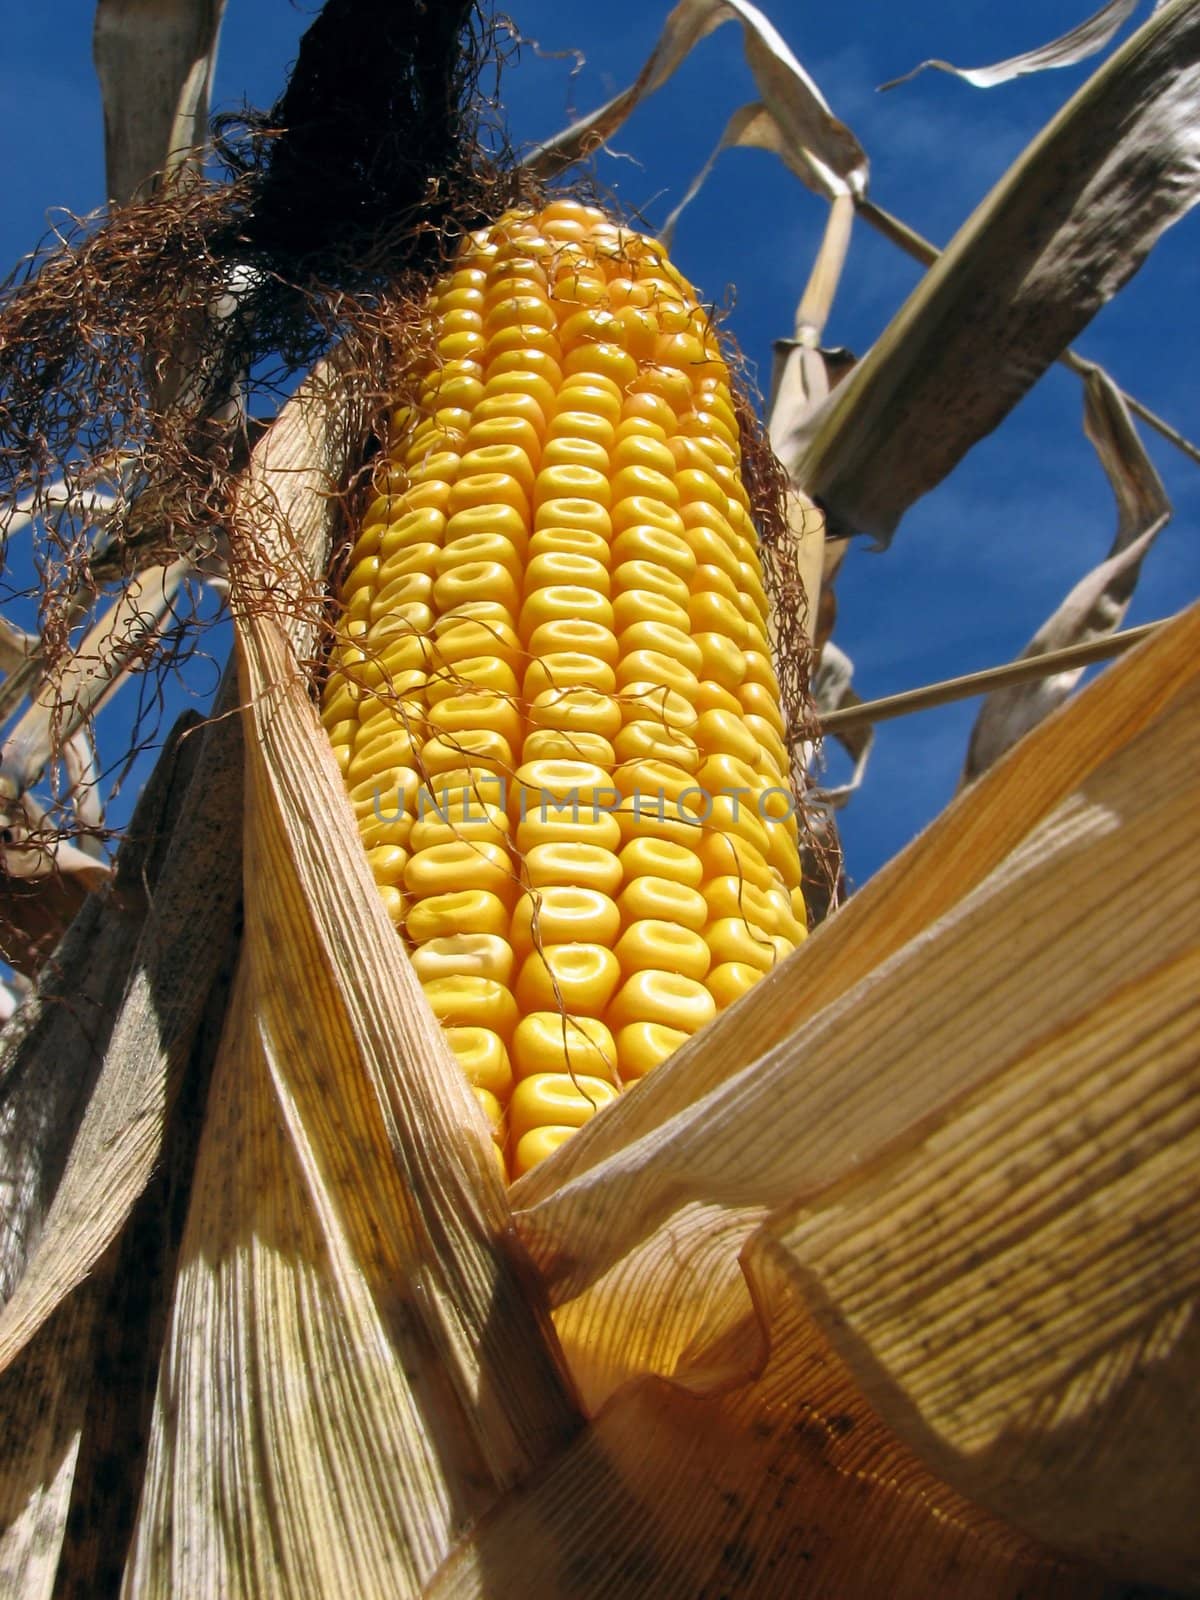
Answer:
796, 0, 1200, 541
880, 0, 1141, 91
964, 366, 1171, 778
810, 639, 872, 806
123, 367, 579, 1595
93, 0, 228, 204
525, 0, 867, 202
510, 602, 1199, 1588
0, 684, 241, 1374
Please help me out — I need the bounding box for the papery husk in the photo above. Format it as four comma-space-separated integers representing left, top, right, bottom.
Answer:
509, 601, 1199, 1592
0, 701, 241, 1599
122, 362, 581, 1597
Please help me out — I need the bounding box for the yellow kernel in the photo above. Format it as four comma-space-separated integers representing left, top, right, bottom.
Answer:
706, 961, 763, 1008
511, 1013, 618, 1083
426, 691, 522, 752
515, 803, 621, 851
437, 330, 486, 362
622, 391, 677, 430
610, 590, 691, 637
523, 842, 622, 895
738, 680, 787, 737
695, 633, 748, 693
510, 886, 621, 957
472, 391, 548, 432
611, 561, 692, 610
365, 843, 410, 886
456, 442, 536, 497
610, 526, 696, 583
534, 462, 612, 509
436, 533, 524, 588
512, 1125, 576, 1177
447, 1027, 513, 1099
524, 551, 610, 596
524, 652, 617, 697
697, 832, 774, 893
527, 687, 623, 739
407, 807, 509, 853
559, 305, 625, 347
433, 615, 522, 671
607, 970, 716, 1034
406, 888, 509, 943
563, 342, 638, 387
527, 526, 609, 564
617, 622, 703, 678
516, 944, 622, 1016
377, 540, 442, 584
547, 409, 616, 449
533, 497, 613, 537
526, 618, 620, 666
404, 840, 515, 901
705, 917, 778, 973
427, 656, 519, 702
483, 293, 556, 336
611, 490, 688, 535
610, 463, 681, 509
446, 471, 530, 519
556, 376, 623, 424
629, 364, 694, 412
423, 975, 519, 1039
410, 933, 515, 986
420, 729, 515, 778
616, 681, 698, 732
614, 920, 710, 982
615, 1020, 689, 1079
518, 584, 615, 640
615, 649, 700, 703
376, 506, 446, 556
687, 589, 751, 645
509, 1073, 619, 1147
612, 720, 700, 772
472, 1086, 505, 1141
541, 436, 609, 474
482, 369, 557, 419
432, 560, 521, 616
616, 875, 708, 932
618, 836, 704, 888
702, 874, 774, 927
464, 414, 542, 459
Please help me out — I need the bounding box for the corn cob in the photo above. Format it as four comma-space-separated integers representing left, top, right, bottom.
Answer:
322, 198, 806, 1180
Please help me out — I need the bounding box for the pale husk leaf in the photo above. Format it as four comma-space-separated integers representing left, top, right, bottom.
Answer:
795, 0, 1200, 541
880, 0, 1141, 91
123, 366, 580, 1597
964, 365, 1171, 778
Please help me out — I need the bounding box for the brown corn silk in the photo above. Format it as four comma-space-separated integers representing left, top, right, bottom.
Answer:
321, 199, 809, 1181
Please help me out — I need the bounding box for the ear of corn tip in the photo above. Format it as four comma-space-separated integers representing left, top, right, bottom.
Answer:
323, 198, 806, 1181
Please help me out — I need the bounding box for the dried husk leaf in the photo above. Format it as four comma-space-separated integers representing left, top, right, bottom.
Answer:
525, 0, 867, 202
964, 366, 1171, 778
508, 602, 1199, 1588
123, 366, 580, 1596
796, 0, 1200, 541
93, 0, 228, 204
880, 0, 1141, 91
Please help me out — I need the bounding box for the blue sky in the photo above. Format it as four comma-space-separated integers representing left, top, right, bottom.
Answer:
1, 1, 1196, 888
